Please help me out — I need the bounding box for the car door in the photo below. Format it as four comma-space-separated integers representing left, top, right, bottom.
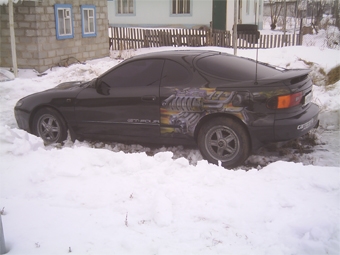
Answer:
74, 59, 164, 138
160, 59, 197, 138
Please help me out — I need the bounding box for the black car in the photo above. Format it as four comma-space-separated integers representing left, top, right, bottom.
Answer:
14, 50, 319, 168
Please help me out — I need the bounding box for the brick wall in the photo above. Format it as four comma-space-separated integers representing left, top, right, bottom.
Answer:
0, 0, 109, 73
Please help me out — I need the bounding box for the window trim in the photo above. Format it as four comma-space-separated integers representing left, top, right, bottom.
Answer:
54, 4, 74, 40
81, 5, 97, 38
170, 0, 192, 16
116, 0, 135, 16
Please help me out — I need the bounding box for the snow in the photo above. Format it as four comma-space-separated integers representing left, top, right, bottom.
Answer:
0, 43, 339, 254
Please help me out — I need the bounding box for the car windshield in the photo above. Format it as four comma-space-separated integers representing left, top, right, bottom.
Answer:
85, 78, 97, 88
196, 54, 282, 81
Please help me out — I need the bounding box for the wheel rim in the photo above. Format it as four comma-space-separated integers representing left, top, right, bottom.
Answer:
205, 125, 240, 162
37, 114, 61, 143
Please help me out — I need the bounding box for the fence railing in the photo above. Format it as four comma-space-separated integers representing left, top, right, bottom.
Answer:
109, 27, 301, 51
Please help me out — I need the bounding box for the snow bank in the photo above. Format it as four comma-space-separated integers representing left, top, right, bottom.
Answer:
0, 129, 339, 254
0, 46, 339, 254
314, 81, 340, 130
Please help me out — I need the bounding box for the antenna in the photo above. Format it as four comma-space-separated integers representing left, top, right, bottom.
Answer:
255, 36, 259, 85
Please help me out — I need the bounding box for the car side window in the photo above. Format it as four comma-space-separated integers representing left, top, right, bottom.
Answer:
161, 60, 191, 87
101, 59, 164, 87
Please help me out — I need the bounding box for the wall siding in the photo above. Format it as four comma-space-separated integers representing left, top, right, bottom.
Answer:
107, 0, 212, 29
0, 0, 109, 73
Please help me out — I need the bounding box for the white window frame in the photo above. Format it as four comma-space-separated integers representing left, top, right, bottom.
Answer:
171, 0, 191, 15
54, 4, 74, 40
81, 5, 96, 37
117, 0, 135, 15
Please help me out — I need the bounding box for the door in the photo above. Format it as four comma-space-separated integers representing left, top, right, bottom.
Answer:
74, 59, 164, 138
212, 0, 226, 30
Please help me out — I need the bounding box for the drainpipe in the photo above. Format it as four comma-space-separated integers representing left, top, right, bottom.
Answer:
9, 0, 18, 77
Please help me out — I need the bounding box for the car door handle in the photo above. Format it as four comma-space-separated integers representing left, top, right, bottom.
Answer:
142, 95, 156, 102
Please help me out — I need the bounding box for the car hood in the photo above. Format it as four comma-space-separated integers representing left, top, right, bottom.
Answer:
15, 81, 89, 112
54, 81, 87, 90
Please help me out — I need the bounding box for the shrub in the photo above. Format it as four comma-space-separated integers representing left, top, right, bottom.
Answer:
327, 65, 340, 85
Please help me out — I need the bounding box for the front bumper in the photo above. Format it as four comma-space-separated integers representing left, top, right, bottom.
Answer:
14, 108, 31, 132
274, 103, 319, 141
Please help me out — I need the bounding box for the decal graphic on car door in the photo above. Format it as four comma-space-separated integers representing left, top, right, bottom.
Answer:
160, 88, 249, 137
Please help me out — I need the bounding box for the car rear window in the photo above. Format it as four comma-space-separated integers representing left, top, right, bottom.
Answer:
196, 54, 282, 81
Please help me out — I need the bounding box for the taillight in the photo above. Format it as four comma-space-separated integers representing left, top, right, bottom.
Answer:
267, 92, 303, 109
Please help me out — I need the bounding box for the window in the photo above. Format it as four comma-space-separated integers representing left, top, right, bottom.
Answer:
161, 60, 191, 87
172, 0, 190, 15
196, 55, 280, 81
54, 4, 74, 40
100, 59, 164, 88
81, 5, 96, 37
117, 0, 134, 14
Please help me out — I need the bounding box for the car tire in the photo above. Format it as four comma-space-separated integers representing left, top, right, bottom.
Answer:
198, 117, 250, 168
32, 108, 68, 145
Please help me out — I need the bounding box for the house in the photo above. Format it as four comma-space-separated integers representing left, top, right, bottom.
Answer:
0, 0, 109, 73
107, 0, 264, 31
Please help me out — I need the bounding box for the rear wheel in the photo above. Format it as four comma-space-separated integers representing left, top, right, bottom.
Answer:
32, 108, 68, 144
198, 117, 250, 168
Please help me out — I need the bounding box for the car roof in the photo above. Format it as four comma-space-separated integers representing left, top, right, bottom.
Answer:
129, 50, 219, 60
120, 50, 280, 83
118, 50, 308, 85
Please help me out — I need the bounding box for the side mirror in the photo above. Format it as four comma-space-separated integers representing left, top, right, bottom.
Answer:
96, 81, 110, 96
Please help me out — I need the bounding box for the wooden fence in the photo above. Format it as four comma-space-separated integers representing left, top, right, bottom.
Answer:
109, 27, 301, 51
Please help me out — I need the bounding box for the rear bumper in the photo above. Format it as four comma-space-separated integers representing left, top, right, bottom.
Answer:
274, 103, 319, 141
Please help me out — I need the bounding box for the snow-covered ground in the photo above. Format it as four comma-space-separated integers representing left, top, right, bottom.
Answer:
0, 42, 339, 254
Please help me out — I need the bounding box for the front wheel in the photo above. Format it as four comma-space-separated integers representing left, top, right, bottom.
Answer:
32, 108, 68, 145
198, 117, 250, 168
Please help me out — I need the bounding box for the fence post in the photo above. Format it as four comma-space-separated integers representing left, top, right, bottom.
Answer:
0, 215, 7, 254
